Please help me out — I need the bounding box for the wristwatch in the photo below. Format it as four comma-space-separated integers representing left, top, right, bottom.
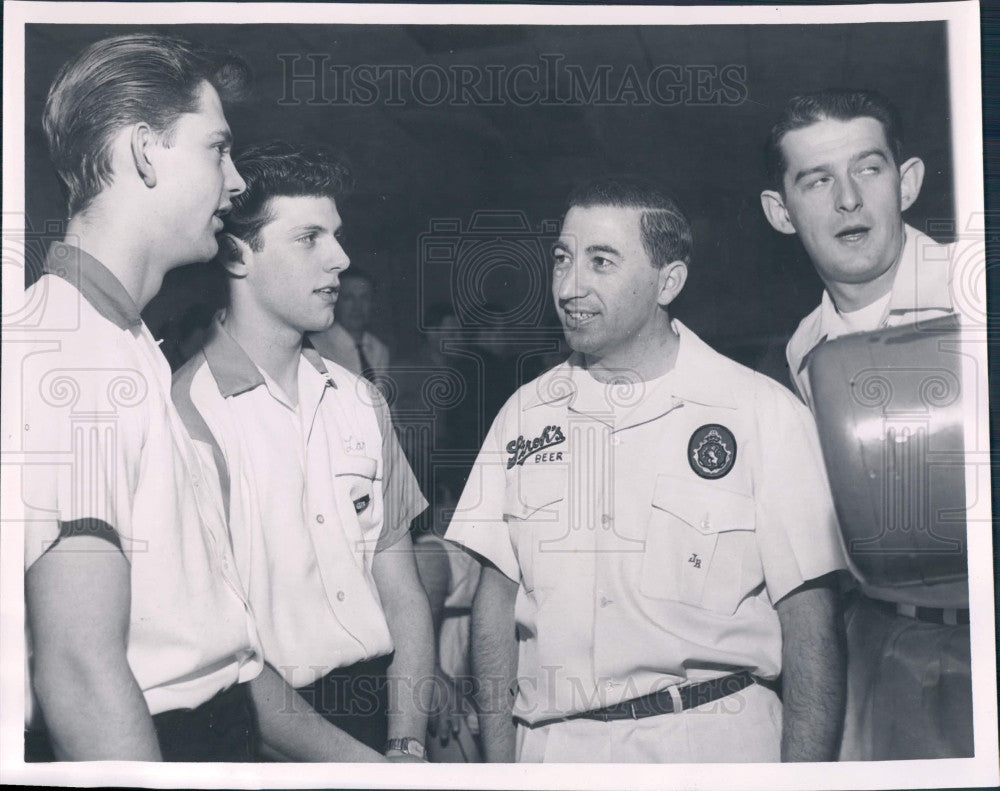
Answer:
384, 737, 426, 760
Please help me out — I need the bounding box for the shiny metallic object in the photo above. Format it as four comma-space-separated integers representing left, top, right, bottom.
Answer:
808, 314, 967, 588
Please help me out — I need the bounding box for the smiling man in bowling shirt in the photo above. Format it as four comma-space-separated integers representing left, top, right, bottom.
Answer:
445, 177, 848, 763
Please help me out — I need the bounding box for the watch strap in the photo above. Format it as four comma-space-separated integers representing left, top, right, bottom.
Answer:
384, 737, 425, 759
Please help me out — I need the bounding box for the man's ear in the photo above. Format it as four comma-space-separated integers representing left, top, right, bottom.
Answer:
218, 233, 250, 278
657, 260, 687, 308
760, 190, 797, 235
130, 123, 157, 188
898, 156, 925, 212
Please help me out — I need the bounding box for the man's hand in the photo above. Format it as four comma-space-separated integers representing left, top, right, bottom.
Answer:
471, 562, 518, 763
775, 572, 846, 762
250, 664, 386, 761
27, 535, 162, 760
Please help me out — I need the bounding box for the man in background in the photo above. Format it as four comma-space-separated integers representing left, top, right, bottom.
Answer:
309, 266, 390, 378
760, 88, 971, 759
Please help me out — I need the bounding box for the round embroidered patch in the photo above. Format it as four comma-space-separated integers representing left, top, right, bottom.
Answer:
688, 424, 737, 479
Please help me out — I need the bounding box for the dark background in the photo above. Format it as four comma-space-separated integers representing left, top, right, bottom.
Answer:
24, 22, 954, 376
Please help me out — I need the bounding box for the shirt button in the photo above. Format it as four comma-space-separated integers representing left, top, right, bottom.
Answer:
337, 590, 346, 601
316, 514, 325, 524
600, 596, 613, 607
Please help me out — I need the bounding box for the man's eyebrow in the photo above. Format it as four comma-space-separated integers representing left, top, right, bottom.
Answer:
287, 223, 327, 234
793, 148, 891, 184
208, 129, 233, 146
586, 244, 621, 257
853, 148, 890, 163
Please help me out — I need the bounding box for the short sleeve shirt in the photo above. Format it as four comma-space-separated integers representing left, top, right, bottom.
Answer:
445, 320, 845, 724
13, 244, 262, 722
174, 321, 426, 687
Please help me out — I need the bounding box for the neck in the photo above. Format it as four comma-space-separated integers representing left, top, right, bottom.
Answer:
584, 314, 680, 383
223, 301, 303, 404
65, 211, 166, 310
825, 224, 907, 313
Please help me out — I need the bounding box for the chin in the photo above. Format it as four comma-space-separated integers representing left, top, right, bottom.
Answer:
563, 333, 598, 355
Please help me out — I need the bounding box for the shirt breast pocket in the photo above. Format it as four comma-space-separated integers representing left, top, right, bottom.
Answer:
503, 466, 567, 594
335, 455, 380, 539
640, 473, 759, 615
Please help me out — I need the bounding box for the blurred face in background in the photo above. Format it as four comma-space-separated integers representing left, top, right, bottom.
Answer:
336, 275, 374, 335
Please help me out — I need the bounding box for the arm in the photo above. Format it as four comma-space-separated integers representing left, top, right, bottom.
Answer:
372, 531, 435, 760
27, 536, 161, 760
412, 538, 472, 758
775, 572, 846, 762
250, 663, 385, 761
470, 562, 518, 763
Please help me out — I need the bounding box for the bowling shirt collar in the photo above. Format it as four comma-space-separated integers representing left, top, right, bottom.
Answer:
201, 318, 338, 398
42, 241, 142, 330
521, 319, 737, 428
885, 224, 953, 315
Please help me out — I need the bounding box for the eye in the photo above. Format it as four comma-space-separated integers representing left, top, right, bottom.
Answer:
296, 232, 318, 247
552, 249, 571, 268
806, 175, 832, 190
592, 256, 615, 270
858, 164, 881, 176
213, 143, 231, 160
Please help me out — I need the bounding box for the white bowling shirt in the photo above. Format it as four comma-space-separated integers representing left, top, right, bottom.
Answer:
446, 320, 845, 725
16, 243, 262, 723
308, 322, 390, 377
173, 320, 426, 687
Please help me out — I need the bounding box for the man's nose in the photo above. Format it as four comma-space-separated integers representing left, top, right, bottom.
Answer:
835, 176, 863, 212
225, 157, 247, 197
554, 261, 587, 302
325, 241, 350, 271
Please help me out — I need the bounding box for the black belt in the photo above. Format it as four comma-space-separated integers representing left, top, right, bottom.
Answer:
868, 596, 970, 626
562, 671, 768, 724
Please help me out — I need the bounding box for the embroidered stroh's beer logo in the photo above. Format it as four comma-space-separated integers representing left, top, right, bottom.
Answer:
506, 425, 566, 468
688, 424, 737, 479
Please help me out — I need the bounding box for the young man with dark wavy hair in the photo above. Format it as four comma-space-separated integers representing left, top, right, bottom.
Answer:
173, 141, 434, 762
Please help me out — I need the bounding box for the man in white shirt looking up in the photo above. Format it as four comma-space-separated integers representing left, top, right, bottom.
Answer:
760, 88, 970, 760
